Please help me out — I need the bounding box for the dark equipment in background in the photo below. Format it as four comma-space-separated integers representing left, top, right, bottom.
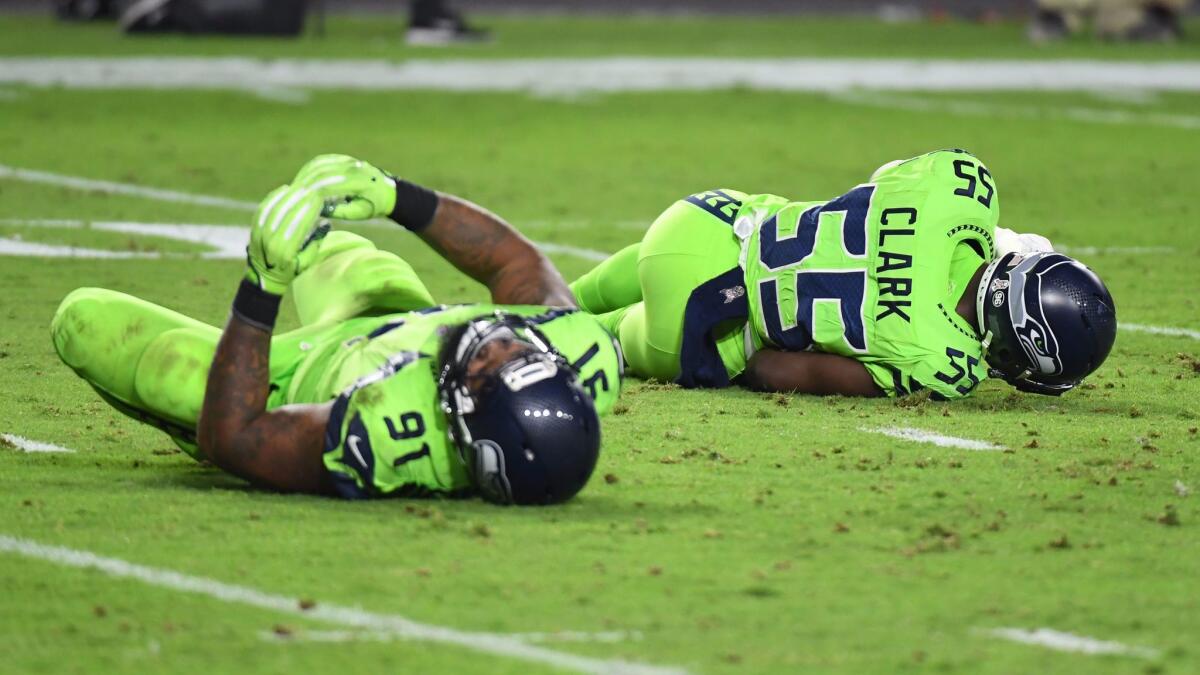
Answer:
115, 0, 308, 35
407, 0, 489, 45
55, 0, 118, 20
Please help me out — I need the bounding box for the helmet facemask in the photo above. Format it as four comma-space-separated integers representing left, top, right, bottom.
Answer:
437, 313, 599, 505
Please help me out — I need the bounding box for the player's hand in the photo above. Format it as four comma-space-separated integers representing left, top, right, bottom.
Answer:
292, 154, 397, 221
246, 184, 329, 296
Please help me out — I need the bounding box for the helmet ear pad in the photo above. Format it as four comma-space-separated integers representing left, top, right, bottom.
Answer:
460, 357, 601, 505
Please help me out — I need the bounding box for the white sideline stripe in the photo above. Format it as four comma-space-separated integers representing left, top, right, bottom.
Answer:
0, 534, 685, 675
3, 57, 1200, 93
862, 426, 1004, 451
260, 628, 643, 645
830, 90, 1200, 131
0, 434, 75, 453
1121, 323, 1200, 341
982, 627, 1160, 659
0, 166, 614, 263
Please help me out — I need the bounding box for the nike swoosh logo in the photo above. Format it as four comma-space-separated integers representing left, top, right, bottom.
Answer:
347, 435, 368, 468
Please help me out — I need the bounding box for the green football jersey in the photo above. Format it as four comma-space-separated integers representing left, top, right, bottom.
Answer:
736, 149, 998, 398
284, 305, 623, 498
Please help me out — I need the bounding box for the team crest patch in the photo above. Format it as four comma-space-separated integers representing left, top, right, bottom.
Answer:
990, 278, 1010, 292
721, 286, 746, 304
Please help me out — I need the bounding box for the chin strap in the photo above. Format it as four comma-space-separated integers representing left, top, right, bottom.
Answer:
989, 368, 1076, 396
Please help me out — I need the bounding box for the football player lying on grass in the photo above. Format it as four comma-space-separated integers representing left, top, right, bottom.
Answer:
52, 156, 622, 503
568, 149, 1117, 399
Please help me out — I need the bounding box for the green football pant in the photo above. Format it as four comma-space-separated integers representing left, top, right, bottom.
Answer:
569, 199, 745, 382
51, 231, 436, 458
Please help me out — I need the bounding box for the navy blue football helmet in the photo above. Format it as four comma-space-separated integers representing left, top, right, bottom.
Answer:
438, 313, 601, 505
976, 252, 1117, 396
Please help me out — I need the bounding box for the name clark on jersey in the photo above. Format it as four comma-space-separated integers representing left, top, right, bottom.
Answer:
876, 207, 917, 323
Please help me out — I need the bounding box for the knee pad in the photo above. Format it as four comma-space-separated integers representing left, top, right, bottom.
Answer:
52, 287, 216, 402
52, 288, 146, 401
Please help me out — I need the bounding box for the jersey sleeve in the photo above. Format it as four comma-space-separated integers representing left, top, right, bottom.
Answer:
323, 384, 380, 499
910, 346, 986, 400
861, 360, 922, 398
321, 351, 469, 499
861, 347, 986, 400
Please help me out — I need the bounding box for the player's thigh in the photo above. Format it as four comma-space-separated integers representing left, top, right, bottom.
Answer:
612, 302, 681, 381
636, 200, 741, 351
291, 231, 437, 326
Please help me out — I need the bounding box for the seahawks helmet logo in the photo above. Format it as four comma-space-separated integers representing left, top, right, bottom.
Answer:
1008, 255, 1065, 377
1014, 321, 1060, 376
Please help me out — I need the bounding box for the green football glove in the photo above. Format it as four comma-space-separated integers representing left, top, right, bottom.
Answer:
293, 154, 397, 221
246, 184, 329, 296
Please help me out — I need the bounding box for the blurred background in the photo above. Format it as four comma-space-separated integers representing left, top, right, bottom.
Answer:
26, 0, 1200, 44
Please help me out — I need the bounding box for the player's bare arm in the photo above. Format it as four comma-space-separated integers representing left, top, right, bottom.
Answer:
193, 183, 338, 493
419, 193, 575, 307
291, 154, 575, 308
742, 349, 884, 397
197, 313, 333, 494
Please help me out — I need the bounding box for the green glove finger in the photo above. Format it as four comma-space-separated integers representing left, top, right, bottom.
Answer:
248, 185, 324, 295
293, 154, 357, 185
294, 159, 396, 219
252, 184, 291, 233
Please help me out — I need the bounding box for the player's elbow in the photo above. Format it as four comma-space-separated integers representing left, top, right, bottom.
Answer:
195, 410, 236, 465
742, 351, 796, 393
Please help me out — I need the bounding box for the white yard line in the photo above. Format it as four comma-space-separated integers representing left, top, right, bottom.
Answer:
0, 219, 248, 259
0, 534, 684, 675
260, 628, 643, 645
981, 627, 1160, 659
829, 90, 1200, 130
861, 426, 1004, 451
1121, 323, 1200, 341
0, 238, 164, 259
0, 166, 614, 263
534, 241, 611, 262
0, 434, 75, 453
0, 164, 256, 211
2, 57, 1200, 94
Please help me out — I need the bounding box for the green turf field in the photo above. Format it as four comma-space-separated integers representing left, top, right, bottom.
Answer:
1, 12, 1198, 675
